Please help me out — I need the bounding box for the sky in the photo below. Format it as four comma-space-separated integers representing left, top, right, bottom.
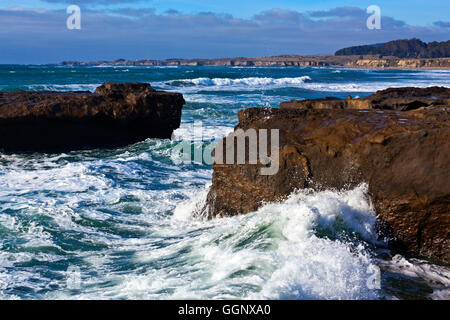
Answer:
0, 0, 449, 64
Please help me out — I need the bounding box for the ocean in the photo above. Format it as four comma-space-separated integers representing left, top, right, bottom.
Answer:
0, 65, 449, 299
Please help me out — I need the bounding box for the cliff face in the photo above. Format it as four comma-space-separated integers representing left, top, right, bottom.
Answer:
60, 55, 356, 67
0, 83, 185, 152
205, 87, 450, 264
60, 56, 450, 69
344, 58, 450, 69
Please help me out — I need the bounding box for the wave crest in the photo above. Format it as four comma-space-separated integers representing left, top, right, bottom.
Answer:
167, 76, 311, 88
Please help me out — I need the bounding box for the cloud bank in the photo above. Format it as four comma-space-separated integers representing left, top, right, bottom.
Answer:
0, 6, 449, 64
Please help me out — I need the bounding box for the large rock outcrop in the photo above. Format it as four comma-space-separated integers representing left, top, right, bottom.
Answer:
281, 86, 450, 111
206, 87, 450, 264
0, 83, 185, 152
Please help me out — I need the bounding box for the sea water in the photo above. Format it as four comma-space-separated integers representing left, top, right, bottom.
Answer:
0, 65, 449, 299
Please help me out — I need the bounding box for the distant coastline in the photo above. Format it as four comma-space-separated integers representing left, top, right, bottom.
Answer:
56, 39, 450, 70
58, 55, 450, 70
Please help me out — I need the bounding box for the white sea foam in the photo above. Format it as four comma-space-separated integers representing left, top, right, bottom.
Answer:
72, 184, 380, 299
172, 122, 234, 141
2, 167, 384, 299
14, 70, 450, 96
186, 76, 312, 86
155, 76, 312, 92
301, 81, 450, 92
2, 67, 450, 300
183, 93, 288, 106
154, 74, 449, 94
1, 147, 449, 300
378, 255, 450, 299
26, 84, 100, 92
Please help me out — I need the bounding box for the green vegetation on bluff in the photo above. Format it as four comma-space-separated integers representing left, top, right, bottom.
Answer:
335, 38, 450, 58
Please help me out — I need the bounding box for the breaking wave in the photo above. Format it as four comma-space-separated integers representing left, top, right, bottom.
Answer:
1, 65, 450, 300
160, 76, 312, 90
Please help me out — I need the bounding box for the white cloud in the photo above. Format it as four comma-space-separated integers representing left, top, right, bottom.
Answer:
0, 7, 448, 63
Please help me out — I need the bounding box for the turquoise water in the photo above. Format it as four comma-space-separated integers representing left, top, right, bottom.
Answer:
0, 65, 449, 299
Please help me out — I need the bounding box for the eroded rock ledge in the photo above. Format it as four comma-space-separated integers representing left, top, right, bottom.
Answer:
206, 86, 450, 264
0, 83, 185, 152
281, 86, 450, 111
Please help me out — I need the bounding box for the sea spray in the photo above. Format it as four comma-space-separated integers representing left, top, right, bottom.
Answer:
1, 65, 449, 299
172, 184, 381, 299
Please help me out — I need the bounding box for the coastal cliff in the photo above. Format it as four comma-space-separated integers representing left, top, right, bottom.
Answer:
344, 57, 450, 69
59, 38, 450, 69
60, 56, 450, 69
205, 87, 450, 264
0, 83, 185, 152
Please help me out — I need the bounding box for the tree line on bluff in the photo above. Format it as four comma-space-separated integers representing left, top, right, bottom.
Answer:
335, 38, 450, 58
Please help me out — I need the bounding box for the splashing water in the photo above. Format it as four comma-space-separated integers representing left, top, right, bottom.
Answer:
1, 65, 449, 300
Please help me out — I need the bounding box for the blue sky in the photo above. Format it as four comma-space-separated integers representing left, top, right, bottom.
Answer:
0, 0, 449, 63
2, 0, 449, 25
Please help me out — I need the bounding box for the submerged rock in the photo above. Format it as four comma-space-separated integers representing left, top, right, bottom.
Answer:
0, 83, 185, 152
206, 87, 450, 264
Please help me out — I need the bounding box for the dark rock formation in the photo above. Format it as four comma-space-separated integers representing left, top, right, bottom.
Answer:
0, 83, 185, 152
206, 87, 450, 264
281, 86, 450, 111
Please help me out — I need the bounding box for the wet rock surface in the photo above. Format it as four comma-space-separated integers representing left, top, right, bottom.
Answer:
281, 86, 450, 111
206, 87, 450, 264
0, 83, 185, 152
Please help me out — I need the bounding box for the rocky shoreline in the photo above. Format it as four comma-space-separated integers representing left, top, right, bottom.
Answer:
1, 82, 448, 264
0, 83, 185, 152
59, 56, 450, 70
205, 87, 450, 265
